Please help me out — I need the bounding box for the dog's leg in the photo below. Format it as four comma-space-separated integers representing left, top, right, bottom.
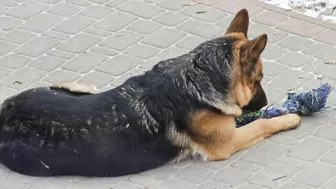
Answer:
199, 114, 301, 161
231, 114, 301, 152
50, 82, 98, 94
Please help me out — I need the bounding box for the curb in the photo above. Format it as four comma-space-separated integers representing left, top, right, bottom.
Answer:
242, 0, 336, 31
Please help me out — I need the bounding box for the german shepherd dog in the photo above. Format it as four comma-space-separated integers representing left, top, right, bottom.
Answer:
0, 9, 301, 177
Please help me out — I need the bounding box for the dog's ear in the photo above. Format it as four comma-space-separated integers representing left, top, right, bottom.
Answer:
240, 34, 268, 65
225, 9, 249, 37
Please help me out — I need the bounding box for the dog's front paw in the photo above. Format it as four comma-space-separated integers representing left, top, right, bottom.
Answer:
279, 113, 301, 130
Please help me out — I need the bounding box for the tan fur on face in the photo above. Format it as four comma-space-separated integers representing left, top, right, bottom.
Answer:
227, 33, 265, 108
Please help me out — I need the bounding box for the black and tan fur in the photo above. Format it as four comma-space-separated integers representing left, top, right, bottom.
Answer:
0, 9, 301, 177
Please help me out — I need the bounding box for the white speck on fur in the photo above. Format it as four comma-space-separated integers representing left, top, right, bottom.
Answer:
126, 123, 130, 128
40, 161, 50, 169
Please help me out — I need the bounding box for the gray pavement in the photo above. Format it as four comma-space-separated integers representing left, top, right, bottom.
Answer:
0, 0, 336, 188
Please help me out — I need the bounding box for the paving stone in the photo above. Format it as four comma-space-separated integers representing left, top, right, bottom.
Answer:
269, 70, 312, 90
278, 35, 314, 51
0, 17, 22, 31
15, 37, 59, 57
263, 61, 288, 77
47, 3, 81, 17
85, 27, 112, 37
26, 177, 79, 189
216, 0, 263, 16
139, 166, 179, 180
0, 54, 31, 69
293, 162, 336, 187
216, 15, 234, 29
176, 35, 206, 50
269, 134, 299, 146
47, 49, 75, 60
320, 146, 336, 165
0, 172, 37, 189
277, 17, 325, 37
180, 4, 228, 23
158, 47, 188, 59
311, 59, 336, 80
110, 68, 145, 87
248, 24, 289, 43
20, 13, 64, 33
127, 175, 160, 187
62, 52, 107, 74
156, 0, 190, 11
159, 178, 195, 189
2, 29, 36, 44
118, 0, 163, 19
263, 85, 286, 105
276, 156, 308, 169
44, 69, 81, 84
97, 55, 142, 76
171, 160, 190, 169
0, 67, 46, 90
0, 6, 7, 14
278, 182, 314, 189
175, 165, 214, 183
314, 124, 336, 141
0, 40, 17, 55
153, 12, 188, 27
57, 33, 102, 53
287, 136, 334, 161
241, 140, 288, 165
6, 1, 49, 20
38, 0, 62, 4
322, 176, 336, 189
236, 183, 265, 189
177, 19, 223, 39
140, 57, 163, 70
72, 177, 123, 189
252, 10, 287, 26
249, 163, 297, 188
52, 15, 95, 34
124, 44, 160, 59
66, 0, 92, 7
0, 87, 17, 102
277, 52, 313, 68
106, 0, 126, 7
42, 30, 70, 40
197, 181, 231, 189
142, 28, 186, 48
90, 46, 118, 57
79, 5, 114, 19
99, 30, 143, 51
212, 167, 252, 187
301, 108, 335, 126
0, 67, 12, 81
0, 0, 17, 7
230, 160, 262, 172
94, 11, 137, 32
313, 29, 336, 45
262, 43, 287, 60
279, 123, 316, 140
195, 0, 223, 6
127, 20, 162, 34
29, 55, 65, 71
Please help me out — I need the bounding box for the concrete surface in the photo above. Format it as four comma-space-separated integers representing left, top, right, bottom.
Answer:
0, 0, 336, 188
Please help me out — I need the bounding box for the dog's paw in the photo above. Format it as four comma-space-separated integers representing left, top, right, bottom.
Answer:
279, 113, 301, 130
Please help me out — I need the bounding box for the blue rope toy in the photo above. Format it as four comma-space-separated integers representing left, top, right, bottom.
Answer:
236, 83, 334, 127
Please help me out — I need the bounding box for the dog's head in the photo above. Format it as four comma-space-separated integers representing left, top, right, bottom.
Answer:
225, 9, 268, 111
